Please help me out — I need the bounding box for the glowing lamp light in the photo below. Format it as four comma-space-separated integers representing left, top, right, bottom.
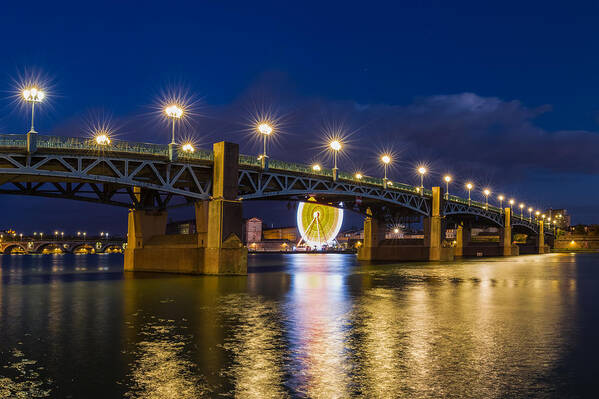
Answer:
257, 123, 273, 135
330, 140, 342, 151
393, 228, 399, 234
355, 172, 363, 179
181, 143, 195, 153
509, 199, 515, 205
528, 207, 533, 212
418, 166, 427, 175
466, 183, 473, 190
381, 155, 391, 164
444, 175, 452, 183
483, 189, 491, 196
498, 195, 504, 201
536, 211, 541, 216
22, 87, 45, 102
312, 164, 321, 171
165, 105, 183, 118
95, 134, 111, 146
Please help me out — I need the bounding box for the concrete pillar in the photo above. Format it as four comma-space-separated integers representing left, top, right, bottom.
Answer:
455, 222, 471, 257
426, 187, 443, 260
124, 209, 167, 270
357, 209, 386, 261
538, 220, 545, 254
195, 200, 209, 247
503, 207, 513, 256
203, 141, 247, 274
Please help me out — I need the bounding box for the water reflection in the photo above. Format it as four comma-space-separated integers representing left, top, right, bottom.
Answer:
0, 252, 592, 397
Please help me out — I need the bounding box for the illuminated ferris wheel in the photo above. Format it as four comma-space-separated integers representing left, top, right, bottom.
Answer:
296, 201, 344, 248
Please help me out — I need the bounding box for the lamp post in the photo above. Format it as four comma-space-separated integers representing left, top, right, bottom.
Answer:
509, 199, 515, 211
528, 207, 533, 221
381, 154, 391, 188
164, 105, 183, 145
466, 182, 473, 205
355, 172, 363, 180
330, 140, 342, 180
444, 175, 451, 198
22, 88, 45, 133
519, 203, 525, 218
498, 195, 504, 213
483, 188, 491, 209
417, 166, 426, 193
256, 122, 273, 168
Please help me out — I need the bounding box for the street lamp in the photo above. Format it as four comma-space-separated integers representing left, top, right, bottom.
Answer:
519, 203, 525, 218
483, 188, 491, 209
444, 175, 452, 198
355, 172, 363, 180
509, 199, 515, 211
257, 122, 273, 161
466, 182, 473, 205
417, 166, 426, 192
498, 195, 504, 213
528, 207, 533, 221
330, 140, 342, 179
181, 143, 194, 153
164, 105, 183, 144
381, 154, 391, 187
22, 87, 45, 133
312, 164, 321, 172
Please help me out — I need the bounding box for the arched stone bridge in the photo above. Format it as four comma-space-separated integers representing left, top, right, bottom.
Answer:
0, 134, 552, 237
0, 239, 125, 254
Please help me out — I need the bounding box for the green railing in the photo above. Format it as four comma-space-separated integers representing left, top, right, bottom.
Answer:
36, 135, 170, 157
0, 134, 27, 148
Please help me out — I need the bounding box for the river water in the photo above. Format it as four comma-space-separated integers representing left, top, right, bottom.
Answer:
0, 252, 597, 398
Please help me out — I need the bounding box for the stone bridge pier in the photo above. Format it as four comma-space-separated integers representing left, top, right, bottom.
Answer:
124, 141, 247, 274
358, 186, 454, 262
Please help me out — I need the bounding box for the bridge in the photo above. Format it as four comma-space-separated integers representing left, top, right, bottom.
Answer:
0, 132, 555, 274
0, 237, 125, 255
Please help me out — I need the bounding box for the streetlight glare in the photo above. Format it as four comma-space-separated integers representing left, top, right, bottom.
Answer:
23, 87, 45, 102
329, 140, 342, 151
312, 164, 321, 171
355, 172, 363, 179
444, 175, 451, 183
95, 133, 111, 146
165, 105, 183, 118
509, 199, 515, 205
181, 143, 195, 153
381, 154, 391, 164
466, 183, 473, 190
257, 123, 273, 135
483, 189, 491, 196
498, 195, 504, 201
418, 166, 427, 175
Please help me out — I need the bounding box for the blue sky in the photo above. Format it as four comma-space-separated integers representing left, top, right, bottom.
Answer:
1, 1, 598, 233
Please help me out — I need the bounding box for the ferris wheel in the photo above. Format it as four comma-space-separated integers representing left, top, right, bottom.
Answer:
296, 202, 344, 248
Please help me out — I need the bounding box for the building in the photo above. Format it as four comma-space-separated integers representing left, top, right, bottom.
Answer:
244, 217, 262, 244
262, 226, 298, 242
543, 208, 571, 230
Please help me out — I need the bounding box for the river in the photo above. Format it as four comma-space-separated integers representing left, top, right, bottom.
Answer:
0, 252, 597, 398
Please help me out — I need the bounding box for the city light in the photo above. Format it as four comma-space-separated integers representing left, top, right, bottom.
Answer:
528, 207, 533, 220
355, 172, 363, 179
22, 87, 45, 133
483, 188, 491, 208
181, 143, 195, 153
256, 122, 274, 162
381, 154, 391, 185
444, 175, 452, 198
164, 104, 183, 144
519, 203, 525, 217
329, 140, 342, 170
417, 166, 426, 191
95, 133, 111, 146
466, 182, 473, 204
509, 199, 515, 211
312, 164, 321, 171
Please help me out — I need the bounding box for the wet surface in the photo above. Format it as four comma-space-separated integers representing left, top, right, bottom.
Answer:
0, 252, 597, 398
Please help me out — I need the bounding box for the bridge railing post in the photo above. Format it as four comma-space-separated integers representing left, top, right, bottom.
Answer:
26, 131, 37, 153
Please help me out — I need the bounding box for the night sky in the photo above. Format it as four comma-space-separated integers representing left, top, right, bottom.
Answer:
1, 1, 599, 235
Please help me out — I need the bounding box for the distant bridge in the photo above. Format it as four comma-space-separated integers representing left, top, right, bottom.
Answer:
0, 238, 125, 255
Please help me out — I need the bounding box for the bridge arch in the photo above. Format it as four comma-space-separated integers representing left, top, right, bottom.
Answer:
2, 244, 27, 254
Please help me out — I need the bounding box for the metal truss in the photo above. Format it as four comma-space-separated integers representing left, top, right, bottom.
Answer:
237, 169, 431, 215
0, 152, 211, 209
443, 200, 505, 227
